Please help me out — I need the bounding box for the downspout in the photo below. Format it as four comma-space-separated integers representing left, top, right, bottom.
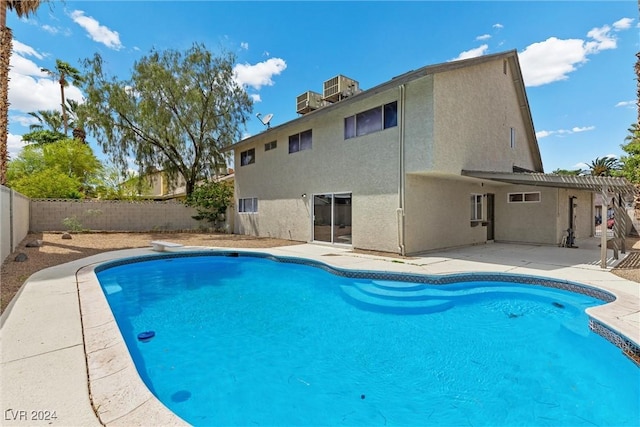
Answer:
397, 84, 406, 256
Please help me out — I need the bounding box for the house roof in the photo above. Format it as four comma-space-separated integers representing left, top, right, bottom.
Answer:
225, 50, 542, 171
461, 170, 637, 195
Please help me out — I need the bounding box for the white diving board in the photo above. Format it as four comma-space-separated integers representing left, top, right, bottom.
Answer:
150, 241, 184, 252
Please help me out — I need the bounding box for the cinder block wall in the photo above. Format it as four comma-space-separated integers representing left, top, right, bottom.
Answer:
29, 200, 205, 232
1, 187, 30, 263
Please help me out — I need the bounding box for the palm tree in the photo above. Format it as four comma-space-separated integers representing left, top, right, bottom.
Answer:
41, 59, 83, 136
1, 0, 46, 185
588, 156, 619, 177
28, 109, 64, 133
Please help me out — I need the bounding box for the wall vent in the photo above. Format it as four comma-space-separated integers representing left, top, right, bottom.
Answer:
296, 91, 324, 115
323, 75, 360, 103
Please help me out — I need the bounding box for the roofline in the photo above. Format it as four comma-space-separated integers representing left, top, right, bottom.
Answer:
225, 49, 539, 156
461, 170, 637, 194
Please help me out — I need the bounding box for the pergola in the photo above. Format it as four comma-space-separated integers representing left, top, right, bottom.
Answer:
462, 171, 638, 268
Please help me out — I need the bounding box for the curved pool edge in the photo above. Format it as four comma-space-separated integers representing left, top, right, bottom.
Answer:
78, 247, 640, 424
3, 243, 633, 426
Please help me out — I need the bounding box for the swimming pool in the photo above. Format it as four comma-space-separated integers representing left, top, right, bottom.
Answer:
95, 252, 640, 426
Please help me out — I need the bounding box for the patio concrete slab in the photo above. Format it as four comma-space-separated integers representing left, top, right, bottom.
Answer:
0, 345, 100, 426
1, 240, 638, 426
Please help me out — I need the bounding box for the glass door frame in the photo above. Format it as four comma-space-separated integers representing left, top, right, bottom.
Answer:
311, 192, 352, 246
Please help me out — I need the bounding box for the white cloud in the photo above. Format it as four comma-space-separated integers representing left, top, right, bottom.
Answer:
250, 94, 261, 102
584, 25, 616, 53
451, 44, 488, 61
520, 20, 629, 87
604, 153, 618, 159
11, 39, 44, 60
233, 58, 287, 90
240, 42, 249, 50
7, 133, 28, 159
8, 40, 84, 114
493, 23, 503, 29
41, 24, 58, 35
536, 126, 595, 139
10, 114, 39, 127
571, 126, 595, 133
615, 100, 636, 108
70, 10, 123, 50
613, 17, 633, 30
476, 34, 491, 41
572, 162, 589, 170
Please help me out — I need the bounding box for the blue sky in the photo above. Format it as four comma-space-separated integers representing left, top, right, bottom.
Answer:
6, 1, 638, 173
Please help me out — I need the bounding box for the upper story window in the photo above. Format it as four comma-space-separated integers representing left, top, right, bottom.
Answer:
265, 140, 277, 151
289, 129, 312, 153
510, 127, 516, 149
240, 148, 255, 166
344, 101, 398, 139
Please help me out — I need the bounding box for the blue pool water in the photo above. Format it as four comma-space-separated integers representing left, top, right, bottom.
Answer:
96, 254, 640, 426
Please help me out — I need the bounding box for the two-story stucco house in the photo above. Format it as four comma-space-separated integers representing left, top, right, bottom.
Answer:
225, 50, 634, 256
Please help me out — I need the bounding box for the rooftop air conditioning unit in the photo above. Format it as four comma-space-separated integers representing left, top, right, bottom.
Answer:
296, 91, 324, 115
323, 75, 359, 103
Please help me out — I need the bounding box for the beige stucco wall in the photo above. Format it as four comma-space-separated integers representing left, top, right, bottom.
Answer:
491, 186, 593, 245
432, 59, 538, 174
234, 90, 402, 252
404, 175, 492, 253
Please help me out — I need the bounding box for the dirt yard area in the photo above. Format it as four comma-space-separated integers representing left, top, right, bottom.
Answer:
1, 232, 639, 315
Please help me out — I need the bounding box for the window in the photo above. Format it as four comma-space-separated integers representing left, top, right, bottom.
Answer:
240, 148, 255, 166
510, 127, 516, 149
470, 194, 483, 221
344, 101, 398, 139
289, 129, 312, 153
264, 140, 277, 151
239, 197, 258, 213
508, 192, 540, 203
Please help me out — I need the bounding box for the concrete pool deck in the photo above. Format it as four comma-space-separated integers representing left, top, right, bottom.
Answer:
1, 239, 638, 426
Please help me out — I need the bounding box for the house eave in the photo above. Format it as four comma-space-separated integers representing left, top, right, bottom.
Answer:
461, 170, 637, 194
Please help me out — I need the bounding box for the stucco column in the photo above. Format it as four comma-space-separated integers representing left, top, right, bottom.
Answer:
600, 186, 608, 269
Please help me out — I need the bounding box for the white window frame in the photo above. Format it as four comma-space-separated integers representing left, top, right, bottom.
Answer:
238, 197, 258, 213
470, 194, 483, 222
264, 140, 277, 151
508, 192, 541, 203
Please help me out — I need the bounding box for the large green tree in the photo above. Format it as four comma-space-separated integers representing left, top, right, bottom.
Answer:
7, 138, 103, 198
81, 44, 252, 196
1, 0, 47, 185
618, 123, 640, 184
41, 59, 84, 136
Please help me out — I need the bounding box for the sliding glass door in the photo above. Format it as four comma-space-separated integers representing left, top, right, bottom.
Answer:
313, 193, 352, 245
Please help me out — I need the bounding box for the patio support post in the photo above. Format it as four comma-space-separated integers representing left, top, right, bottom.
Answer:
600, 185, 608, 269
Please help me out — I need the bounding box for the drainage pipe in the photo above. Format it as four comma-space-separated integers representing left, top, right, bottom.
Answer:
397, 84, 406, 256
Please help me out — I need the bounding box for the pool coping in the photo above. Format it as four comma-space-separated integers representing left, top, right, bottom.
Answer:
2, 241, 639, 426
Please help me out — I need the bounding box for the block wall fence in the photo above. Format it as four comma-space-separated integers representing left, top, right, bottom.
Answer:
1, 187, 229, 263
29, 199, 205, 232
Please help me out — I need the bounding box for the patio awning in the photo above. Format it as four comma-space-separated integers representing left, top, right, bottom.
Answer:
461, 170, 637, 195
